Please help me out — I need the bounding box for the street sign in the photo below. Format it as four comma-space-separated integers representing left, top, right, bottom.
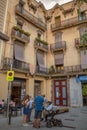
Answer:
7, 71, 14, 81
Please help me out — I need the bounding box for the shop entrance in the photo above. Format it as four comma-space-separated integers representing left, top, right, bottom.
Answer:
11, 78, 26, 105
82, 84, 87, 106
54, 80, 67, 106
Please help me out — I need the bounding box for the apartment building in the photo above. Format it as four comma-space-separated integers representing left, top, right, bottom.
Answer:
0, 0, 87, 107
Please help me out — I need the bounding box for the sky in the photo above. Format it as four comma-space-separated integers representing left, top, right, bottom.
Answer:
36, 0, 72, 9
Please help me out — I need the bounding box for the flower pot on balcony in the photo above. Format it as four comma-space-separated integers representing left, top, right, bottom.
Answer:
49, 65, 55, 74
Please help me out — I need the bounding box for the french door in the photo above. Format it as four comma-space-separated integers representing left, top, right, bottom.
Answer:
54, 80, 67, 106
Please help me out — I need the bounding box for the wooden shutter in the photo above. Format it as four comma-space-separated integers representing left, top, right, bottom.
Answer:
54, 53, 64, 65
55, 32, 62, 44
79, 27, 87, 36
0, 0, 7, 31
37, 52, 46, 72
14, 44, 24, 61
80, 50, 87, 69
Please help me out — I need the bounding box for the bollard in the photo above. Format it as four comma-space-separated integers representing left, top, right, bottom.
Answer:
8, 106, 12, 125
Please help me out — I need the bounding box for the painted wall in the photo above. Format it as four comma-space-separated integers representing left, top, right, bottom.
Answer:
0, 73, 8, 100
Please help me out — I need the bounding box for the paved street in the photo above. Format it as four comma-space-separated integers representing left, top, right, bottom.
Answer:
0, 107, 87, 130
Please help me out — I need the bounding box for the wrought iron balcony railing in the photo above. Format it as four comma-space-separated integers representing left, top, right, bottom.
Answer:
56, 65, 82, 74
34, 40, 48, 52
51, 14, 87, 31
49, 65, 84, 74
50, 41, 66, 52
36, 66, 49, 74
3, 58, 30, 73
15, 5, 47, 31
75, 38, 87, 49
11, 28, 30, 43
35, 65, 85, 75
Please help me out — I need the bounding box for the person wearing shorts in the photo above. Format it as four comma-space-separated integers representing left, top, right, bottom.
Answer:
33, 91, 44, 128
22, 95, 30, 126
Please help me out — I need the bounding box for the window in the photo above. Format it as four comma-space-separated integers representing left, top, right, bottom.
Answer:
38, 13, 43, 22
79, 26, 87, 40
55, 16, 61, 26
17, 22, 22, 29
80, 50, 87, 69
36, 51, 46, 72
19, 1, 24, 13
37, 33, 41, 39
14, 41, 24, 62
54, 53, 64, 66
55, 32, 62, 43
16, 21, 23, 37
37, 30, 43, 40
78, 11, 86, 21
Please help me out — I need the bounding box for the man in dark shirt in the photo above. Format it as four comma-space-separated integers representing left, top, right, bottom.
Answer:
33, 91, 44, 128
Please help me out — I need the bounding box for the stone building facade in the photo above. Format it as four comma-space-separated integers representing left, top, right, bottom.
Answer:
0, 0, 87, 107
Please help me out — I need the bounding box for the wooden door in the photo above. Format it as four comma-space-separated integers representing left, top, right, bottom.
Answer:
54, 80, 67, 106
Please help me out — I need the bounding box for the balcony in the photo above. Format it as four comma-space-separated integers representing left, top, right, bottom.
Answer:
15, 5, 47, 31
11, 27, 30, 44
75, 38, 87, 49
51, 15, 87, 32
34, 38, 48, 52
3, 58, 30, 73
56, 65, 82, 74
35, 66, 48, 76
50, 65, 86, 76
50, 41, 66, 52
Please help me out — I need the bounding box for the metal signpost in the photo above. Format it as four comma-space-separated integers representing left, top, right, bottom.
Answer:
6, 64, 14, 125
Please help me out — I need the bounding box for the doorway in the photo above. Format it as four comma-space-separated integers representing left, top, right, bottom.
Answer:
11, 78, 26, 105
82, 84, 87, 106
11, 86, 21, 104
54, 80, 67, 106
34, 81, 41, 97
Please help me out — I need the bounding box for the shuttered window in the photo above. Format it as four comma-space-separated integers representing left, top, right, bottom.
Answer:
0, 0, 7, 32
79, 27, 87, 37
36, 51, 46, 72
54, 53, 64, 65
78, 12, 86, 21
14, 43, 24, 61
55, 32, 62, 43
55, 16, 61, 26
80, 50, 87, 69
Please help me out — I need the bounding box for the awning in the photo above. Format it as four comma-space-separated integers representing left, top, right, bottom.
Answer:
0, 31, 9, 41
79, 76, 87, 82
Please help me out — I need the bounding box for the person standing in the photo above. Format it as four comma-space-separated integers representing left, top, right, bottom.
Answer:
22, 95, 30, 126
27, 96, 34, 122
33, 91, 44, 128
41, 94, 47, 120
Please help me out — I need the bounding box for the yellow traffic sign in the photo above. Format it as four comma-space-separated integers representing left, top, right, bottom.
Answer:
7, 71, 14, 81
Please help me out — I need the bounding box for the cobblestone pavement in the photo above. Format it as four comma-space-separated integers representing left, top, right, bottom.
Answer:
0, 107, 87, 130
